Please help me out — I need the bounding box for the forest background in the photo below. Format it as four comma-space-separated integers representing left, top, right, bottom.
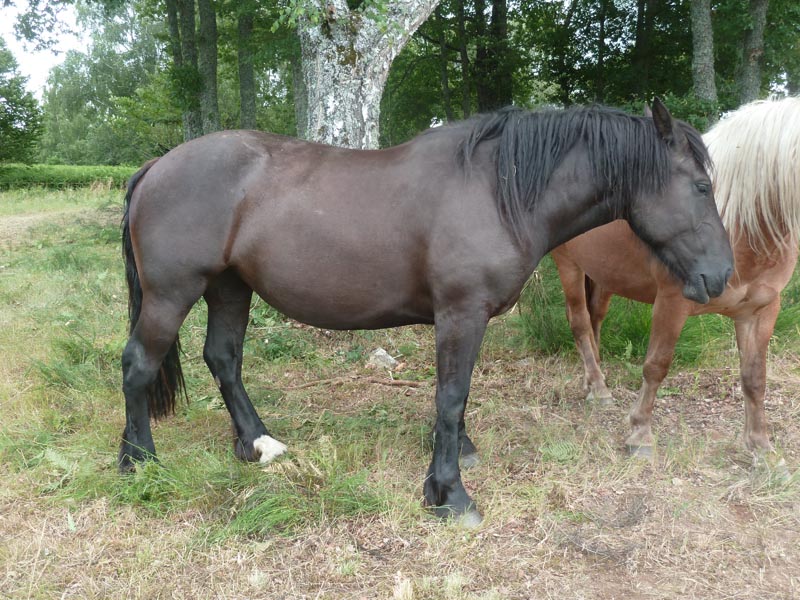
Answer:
2, 0, 799, 167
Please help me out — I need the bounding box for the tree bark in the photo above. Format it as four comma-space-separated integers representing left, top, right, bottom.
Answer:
632, 0, 656, 99
554, 0, 578, 106
594, 0, 607, 101
237, 10, 257, 130
176, 0, 203, 140
436, 7, 454, 122
455, 0, 471, 117
474, 0, 512, 111
690, 0, 718, 122
738, 0, 769, 104
197, 0, 220, 134
291, 53, 308, 140
297, 0, 438, 149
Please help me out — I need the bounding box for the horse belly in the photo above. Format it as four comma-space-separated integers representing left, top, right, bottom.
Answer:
234, 242, 433, 330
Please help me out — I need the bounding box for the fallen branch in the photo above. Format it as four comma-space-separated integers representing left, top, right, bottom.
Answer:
284, 375, 429, 391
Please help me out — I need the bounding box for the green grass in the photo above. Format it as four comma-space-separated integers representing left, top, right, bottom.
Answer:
2, 189, 799, 598
0, 163, 136, 190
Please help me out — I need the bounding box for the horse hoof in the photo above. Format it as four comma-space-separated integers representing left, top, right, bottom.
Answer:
627, 444, 653, 460
456, 509, 483, 529
253, 435, 287, 463
460, 452, 481, 469
587, 390, 614, 407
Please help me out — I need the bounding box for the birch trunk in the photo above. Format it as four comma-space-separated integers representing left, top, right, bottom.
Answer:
297, 0, 438, 149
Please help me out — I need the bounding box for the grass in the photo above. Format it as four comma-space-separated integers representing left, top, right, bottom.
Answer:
1, 189, 799, 598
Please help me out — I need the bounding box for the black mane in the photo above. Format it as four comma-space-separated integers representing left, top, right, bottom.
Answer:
453, 105, 711, 245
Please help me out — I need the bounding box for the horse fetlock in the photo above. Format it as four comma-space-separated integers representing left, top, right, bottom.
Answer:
117, 438, 156, 473
744, 430, 773, 454
424, 478, 480, 525
587, 385, 614, 406
625, 426, 654, 452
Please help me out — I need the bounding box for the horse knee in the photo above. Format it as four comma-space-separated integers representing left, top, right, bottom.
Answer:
642, 360, 669, 385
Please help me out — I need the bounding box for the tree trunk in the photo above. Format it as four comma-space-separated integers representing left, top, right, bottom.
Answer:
197, 0, 220, 134
738, 0, 769, 104
554, 0, 578, 106
297, 0, 438, 149
690, 0, 718, 123
436, 7, 454, 122
291, 53, 308, 140
455, 0, 471, 117
594, 0, 607, 101
474, 0, 512, 111
632, 0, 656, 99
237, 11, 257, 130
176, 0, 203, 140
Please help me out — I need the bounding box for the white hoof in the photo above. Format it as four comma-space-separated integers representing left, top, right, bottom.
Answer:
253, 435, 287, 463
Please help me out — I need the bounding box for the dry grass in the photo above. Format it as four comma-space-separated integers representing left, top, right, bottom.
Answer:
1, 190, 799, 599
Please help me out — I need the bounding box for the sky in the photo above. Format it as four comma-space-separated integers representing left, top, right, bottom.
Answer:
1, 3, 84, 98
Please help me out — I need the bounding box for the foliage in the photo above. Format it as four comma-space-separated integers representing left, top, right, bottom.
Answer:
0, 163, 135, 188
14, 0, 800, 163
0, 37, 42, 163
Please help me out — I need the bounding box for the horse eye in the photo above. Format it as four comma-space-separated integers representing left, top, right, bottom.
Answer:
695, 182, 710, 195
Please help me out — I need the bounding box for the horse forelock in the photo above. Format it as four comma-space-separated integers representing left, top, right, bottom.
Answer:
704, 96, 800, 255
455, 105, 691, 245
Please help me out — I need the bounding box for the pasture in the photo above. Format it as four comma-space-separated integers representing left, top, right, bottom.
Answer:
1, 187, 799, 599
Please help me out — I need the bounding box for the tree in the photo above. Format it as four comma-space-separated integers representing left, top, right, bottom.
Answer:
0, 37, 42, 163
197, 0, 220, 133
293, 0, 439, 148
737, 0, 769, 104
690, 0, 718, 123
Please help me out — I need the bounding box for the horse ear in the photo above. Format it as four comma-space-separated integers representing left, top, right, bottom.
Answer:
650, 97, 686, 147
643, 104, 653, 118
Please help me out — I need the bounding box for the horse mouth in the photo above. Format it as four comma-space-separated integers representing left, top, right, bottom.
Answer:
682, 278, 710, 304
682, 270, 731, 304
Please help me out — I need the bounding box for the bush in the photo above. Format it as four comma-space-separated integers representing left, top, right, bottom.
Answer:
0, 163, 136, 189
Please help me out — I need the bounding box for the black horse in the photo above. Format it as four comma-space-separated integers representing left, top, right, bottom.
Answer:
119, 99, 733, 526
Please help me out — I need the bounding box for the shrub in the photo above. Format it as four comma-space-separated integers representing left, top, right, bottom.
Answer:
0, 163, 136, 189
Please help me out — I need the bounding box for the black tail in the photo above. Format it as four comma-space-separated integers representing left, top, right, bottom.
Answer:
122, 158, 186, 419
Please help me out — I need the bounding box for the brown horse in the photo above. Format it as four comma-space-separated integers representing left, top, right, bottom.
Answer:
120, 99, 732, 525
552, 96, 800, 456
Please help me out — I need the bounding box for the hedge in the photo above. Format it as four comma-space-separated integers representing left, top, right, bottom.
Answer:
0, 164, 138, 190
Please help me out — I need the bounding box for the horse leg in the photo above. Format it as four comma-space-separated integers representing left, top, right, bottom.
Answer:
458, 408, 480, 469
733, 298, 780, 453
626, 295, 688, 457
119, 298, 194, 471
424, 311, 486, 527
554, 254, 613, 405
587, 278, 613, 362
203, 271, 287, 463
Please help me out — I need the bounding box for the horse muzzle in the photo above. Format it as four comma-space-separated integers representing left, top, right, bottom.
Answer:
682, 267, 733, 304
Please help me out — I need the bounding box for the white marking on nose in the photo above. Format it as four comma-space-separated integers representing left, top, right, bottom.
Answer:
253, 435, 288, 463
214, 376, 222, 388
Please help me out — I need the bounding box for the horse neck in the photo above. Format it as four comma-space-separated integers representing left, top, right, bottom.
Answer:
528, 149, 617, 255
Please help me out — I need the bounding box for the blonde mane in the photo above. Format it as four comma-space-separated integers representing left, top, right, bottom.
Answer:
703, 96, 800, 255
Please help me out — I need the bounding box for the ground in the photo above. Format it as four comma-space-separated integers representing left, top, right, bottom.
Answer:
1, 190, 798, 599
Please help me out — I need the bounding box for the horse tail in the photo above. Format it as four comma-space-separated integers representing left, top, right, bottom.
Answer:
122, 158, 186, 419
